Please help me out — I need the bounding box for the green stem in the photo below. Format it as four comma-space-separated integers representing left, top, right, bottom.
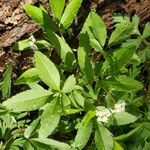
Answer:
138, 34, 150, 47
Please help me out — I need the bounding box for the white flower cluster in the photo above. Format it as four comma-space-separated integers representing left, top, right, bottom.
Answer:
96, 106, 111, 123
111, 100, 126, 113
96, 100, 126, 123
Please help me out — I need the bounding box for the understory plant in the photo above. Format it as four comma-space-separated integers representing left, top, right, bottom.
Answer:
0, 0, 150, 149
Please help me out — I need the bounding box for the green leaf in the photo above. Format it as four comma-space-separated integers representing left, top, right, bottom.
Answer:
90, 38, 103, 52
90, 11, 107, 46
113, 141, 123, 150
35, 51, 60, 90
114, 111, 137, 125
2, 89, 51, 112
39, 98, 61, 138
24, 4, 56, 32
65, 108, 81, 115
95, 123, 113, 150
35, 39, 51, 50
101, 76, 143, 91
46, 32, 76, 69
61, 94, 71, 108
13, 39, 30, 51
50, 0, 65, 20
114, 125, 141, 141
72, 90, 84, 107
1, 64, 12, 100
31, 138, 70, 150
78, 13, 94, 81
132, 14, 140, 34
102, 46, 135, 75
109, 22, 134, 46
13, 38, 51, 51
122, 39, 142, 48
24, 118, 40, 138
78, 47, 93, 81
62, 75, 76, 93
23, 141, 35, 150
82, 111, 96, 125
60, 0, 83, 29
15, 68, 40, 85
72, 120, 93, 149
143, 22, 150, 38
28, 83, 44, 91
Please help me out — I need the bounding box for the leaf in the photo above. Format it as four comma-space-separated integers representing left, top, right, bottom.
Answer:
2, 89, 51, 112
102, 46, 135, 75
72, 90, 84, 107
114, 125, 141, 141
31, 138, 70, 150
143, 22, 150, 38
90, 11, 107, 46
114, 111, 137, 125
121, 39, 142, 49
62, 75, 76, 93
106, 46, 135, 74
95, 123, 113, 150
1, 64, 12, 100
61, 93, 71, 107
24, 118, 40, 138
15, 68, 40, 85
35, 39, 51, 50
78, 47, 93, 81
38, 98, 61, 138
13, 39, 30, 51
90, 38, 103, 52
9, 138, 25, 150
82, 111, 95, 125
60, 0, 83, 29
34, 51, 60, 90
28, 84, 45, 93
46, 32, 76, 69
65, 108, 81, 115
78, 12, 94, 81
132, 14, 140, 34
24, 4, 56, 32
0, 106, 7, 115
23, 141, 35, 150
113, 141, 123, 150
72, 120, 93, 149
101, 76, 143, 91
109, 22, 134, 46
50, 0, 65, 20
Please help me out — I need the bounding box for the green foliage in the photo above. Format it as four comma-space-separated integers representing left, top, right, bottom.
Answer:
2, 88, 52, 112
38, 98, 61, 138
113, 111, 137, 125
109, 22, 134, 46
35, 51, 60, 90
24, 4, 56, 32
0, 1, 150, 149
50, 0, 65, 20
15, 68, 40, 85
90, 11, 107, 47
1, 64, 12, 100
60, 0, 83, 29
95, 123, 113, 150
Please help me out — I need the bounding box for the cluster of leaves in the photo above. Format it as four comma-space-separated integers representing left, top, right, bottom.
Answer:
0, 0, 150, 149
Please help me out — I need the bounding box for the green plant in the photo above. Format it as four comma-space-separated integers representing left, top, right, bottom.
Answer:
0, 1, 150, 150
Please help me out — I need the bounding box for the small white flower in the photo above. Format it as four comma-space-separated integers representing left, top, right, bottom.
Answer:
29, 35, 37, 50
96, 106, 111, 123
111, 100, 126, 113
